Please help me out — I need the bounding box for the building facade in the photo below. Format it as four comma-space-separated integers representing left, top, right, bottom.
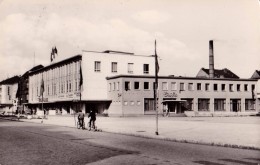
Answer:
0, 76, 20, 114
107, 75, 259, 117
27, 51, 155, 115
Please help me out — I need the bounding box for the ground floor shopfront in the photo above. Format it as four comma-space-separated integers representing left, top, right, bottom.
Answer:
23, 100, 111, 116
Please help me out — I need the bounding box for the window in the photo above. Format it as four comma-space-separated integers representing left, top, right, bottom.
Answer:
162, 82, 168, 90
94, 61, 101, 72
229, 84, 234, 92
181, 98, 193, 110
197, 83, 201, 90
180, 83, 185, 91
188, 83, 194, 91
214, 84, 218, 91
245, 99, 255, 111
198, 99, 210, 111
128, 63, 133, 74
251, 84, 255, 91
109, 83, 111, 91
144, 98, 155, 111
221, 84, 225, 91
143, 64, 149, 74
171, 82, 177, 90
134, 82, 140, 90
7, 86, 10, 95
144, 82, 149, 90
113, 82, 116, 91
214, 99, 226, 111
116, 82, 119, 91
244, 84, 248, 91
111, 62, 117, 73
125, 81, 130, 91
205, 83, 210, 91
237, 84, 241, 91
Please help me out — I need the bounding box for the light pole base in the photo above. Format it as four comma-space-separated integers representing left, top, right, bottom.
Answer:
155, 131, 159, 135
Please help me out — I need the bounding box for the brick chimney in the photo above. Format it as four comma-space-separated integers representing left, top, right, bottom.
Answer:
209, 40, 214, 79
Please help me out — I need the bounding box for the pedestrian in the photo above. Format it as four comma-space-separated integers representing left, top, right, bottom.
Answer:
88, 110, 96, 130
78, 110, 84, 128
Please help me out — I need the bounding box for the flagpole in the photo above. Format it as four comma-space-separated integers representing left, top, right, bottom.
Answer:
41, 75, 44, 123
155, 40, 159, 135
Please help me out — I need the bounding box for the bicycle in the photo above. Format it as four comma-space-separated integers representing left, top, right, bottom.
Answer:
88, 120, 97, 131
77, 119, 85, 129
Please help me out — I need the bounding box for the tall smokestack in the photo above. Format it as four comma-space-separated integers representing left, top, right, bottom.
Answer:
209, 40, 214, 79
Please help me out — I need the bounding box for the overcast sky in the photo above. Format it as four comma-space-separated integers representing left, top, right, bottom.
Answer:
0, 0, 259, 80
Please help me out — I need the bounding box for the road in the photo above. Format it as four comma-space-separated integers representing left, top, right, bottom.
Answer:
0, 119, 259, 165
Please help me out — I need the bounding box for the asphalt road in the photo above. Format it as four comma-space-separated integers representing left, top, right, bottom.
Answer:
0, 119, 259, 165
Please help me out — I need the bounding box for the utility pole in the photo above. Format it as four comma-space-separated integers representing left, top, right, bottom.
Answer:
155, 40, 159, 135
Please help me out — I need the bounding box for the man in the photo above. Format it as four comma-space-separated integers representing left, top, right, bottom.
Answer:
78, 110, 85, 128
88, 110, 96, 130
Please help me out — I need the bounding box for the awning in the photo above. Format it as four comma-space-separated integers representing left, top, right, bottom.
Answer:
162, 100, 187, 103
23, 99, 112, 105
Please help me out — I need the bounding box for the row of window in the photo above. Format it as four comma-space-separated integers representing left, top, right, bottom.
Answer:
95, 61, 150, 74
165, 82, 256, 92
109, 81, 256, 92
143, 98, 256, 112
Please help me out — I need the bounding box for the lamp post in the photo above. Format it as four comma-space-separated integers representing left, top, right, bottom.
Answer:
154, 40, 159, 136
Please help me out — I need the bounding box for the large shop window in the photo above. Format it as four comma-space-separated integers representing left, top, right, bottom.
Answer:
144, 98, 155, 111
214, 99, 226, 111
198, 99, 210, 111
245, 99, 255, 111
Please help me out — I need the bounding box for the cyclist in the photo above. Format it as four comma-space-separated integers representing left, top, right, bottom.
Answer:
88, 110, 96, 130
78, 110, 85, 128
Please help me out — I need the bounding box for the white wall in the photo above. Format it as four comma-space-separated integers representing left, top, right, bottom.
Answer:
82, 52, 155, 100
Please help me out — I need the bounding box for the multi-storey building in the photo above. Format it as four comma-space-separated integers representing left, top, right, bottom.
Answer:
27, 51, 155, 115
0, 76, 20, 114
107, 75, 259, 116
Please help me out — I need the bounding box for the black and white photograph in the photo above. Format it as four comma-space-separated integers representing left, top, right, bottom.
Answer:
0, 0, 260, 164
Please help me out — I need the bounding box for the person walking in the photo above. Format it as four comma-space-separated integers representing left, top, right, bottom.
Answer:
78, 110, 85, 128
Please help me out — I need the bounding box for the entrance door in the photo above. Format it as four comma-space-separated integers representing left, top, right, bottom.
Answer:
230, 99, 241, 112
168, 102, 176, 113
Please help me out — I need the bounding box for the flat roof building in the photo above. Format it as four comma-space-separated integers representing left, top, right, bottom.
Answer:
27, 51, 155, 115
107, 75, 259, 117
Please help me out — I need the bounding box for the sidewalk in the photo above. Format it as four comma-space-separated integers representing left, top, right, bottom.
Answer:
3, 115, 260, 150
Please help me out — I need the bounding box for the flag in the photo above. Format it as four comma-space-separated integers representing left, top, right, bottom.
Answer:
16, 81, 20, 98
40, 77, 44, 96
54, 46, 58, 54
79, 64, 83, 89
50, 52, 53, 62
50, 46, 58, 62
155, 40, 160, 75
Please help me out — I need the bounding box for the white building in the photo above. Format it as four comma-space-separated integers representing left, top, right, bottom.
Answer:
27, 51, 155, 115
107, 75, 259, 117
0, 76, 20, 114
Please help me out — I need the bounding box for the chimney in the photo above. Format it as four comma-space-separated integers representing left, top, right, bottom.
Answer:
209, 40, 214, 79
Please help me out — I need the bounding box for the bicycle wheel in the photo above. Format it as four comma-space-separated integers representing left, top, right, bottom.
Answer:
77, 121, 80, 129
82, 121, 85, 129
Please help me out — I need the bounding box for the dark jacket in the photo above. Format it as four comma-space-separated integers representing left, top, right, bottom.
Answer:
88, 111, 96, 120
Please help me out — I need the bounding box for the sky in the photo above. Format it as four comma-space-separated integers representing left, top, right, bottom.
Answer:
0, 0, 259, 80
